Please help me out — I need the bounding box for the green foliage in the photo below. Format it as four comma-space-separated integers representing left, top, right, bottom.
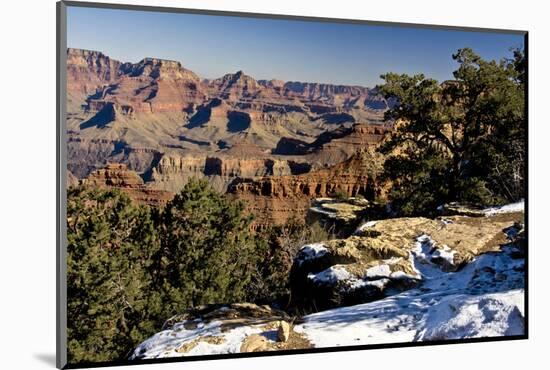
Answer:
251, 219, 330, 306
155, 178, 263, 317
378, 48, 525, 215
333, 190, 349, 201
380, 145, 451, 216
67, 187, 162, 364
66, 180, 273, 364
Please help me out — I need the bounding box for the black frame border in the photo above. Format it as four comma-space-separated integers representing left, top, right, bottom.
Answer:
56, 1, 529, 369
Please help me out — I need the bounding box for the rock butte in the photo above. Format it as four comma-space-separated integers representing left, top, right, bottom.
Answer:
82, 163, 174, 207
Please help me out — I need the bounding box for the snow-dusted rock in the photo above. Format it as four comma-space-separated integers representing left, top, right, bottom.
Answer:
441, 200, 524, 217
295, 238, 525, 347
482, 201, 524, 216
130, 303, 311, 360
296, 243, 328, 265
290, 209, 523, 311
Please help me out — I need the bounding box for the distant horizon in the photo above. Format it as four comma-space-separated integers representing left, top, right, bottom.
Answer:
67, 47, 388, 88
67, 6, 524, 88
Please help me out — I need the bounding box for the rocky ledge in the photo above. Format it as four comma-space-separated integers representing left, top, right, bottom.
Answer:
130, 303, 311, 359
290, 202, 524, 311
82, 163, 174, 207
130, 201, 525, 359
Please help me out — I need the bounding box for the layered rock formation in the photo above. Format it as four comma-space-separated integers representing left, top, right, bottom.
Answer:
66, 48, 390, 178
94, 57, 205, 115
148, 150, 311, 193
259, 80, 392, 111
67, 48, 122, 110
275, 123, 391, 167
227, 150, 382, 226
67, 48, 392, 224
82, 163, 174, 207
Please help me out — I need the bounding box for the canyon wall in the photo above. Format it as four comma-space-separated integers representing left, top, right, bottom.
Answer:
227, 151, 381, 226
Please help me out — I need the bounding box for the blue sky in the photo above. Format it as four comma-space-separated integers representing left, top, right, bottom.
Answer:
67, 6, 524, 87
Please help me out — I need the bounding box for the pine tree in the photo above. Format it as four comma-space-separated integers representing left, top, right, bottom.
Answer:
156, 178, 263, 317
66, 187, 161, 363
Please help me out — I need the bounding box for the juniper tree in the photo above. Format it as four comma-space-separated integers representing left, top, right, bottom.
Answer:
66, 187, 162, 363
377, 48, 525, 215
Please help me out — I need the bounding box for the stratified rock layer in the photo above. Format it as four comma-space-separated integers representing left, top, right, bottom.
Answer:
66, 48, 391, 181
82, 163, 174, 207
227, 150, 382, 226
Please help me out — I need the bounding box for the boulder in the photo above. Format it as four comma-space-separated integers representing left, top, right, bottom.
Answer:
277, 321, 291, 342
131, 303, 311, 360
240, 334, 269, 352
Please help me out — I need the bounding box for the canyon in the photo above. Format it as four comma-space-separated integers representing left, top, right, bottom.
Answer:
67, 48, 392, 224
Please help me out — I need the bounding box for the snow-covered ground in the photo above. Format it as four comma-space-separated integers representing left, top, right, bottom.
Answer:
308, 266, 352, 284
294, 237, 525, 347
482, 200, 524, 216
131, 316, 268, 359
133, 236, 524, 359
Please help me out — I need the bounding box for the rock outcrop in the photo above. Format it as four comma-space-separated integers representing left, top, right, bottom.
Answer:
82, 163, 174, 207
130, 303, 311, 359
227, 150, 381, 226
148, 152, 310, 193
289, 207, 525, 311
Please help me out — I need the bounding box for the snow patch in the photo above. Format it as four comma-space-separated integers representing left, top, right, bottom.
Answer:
130, 320, 265, 359
356, 220, 378, 234
414, 290, 524, 341
309, 206, 337, 218
412, 234, 457, 275
432, 245, 456, 265
348, 277, 391, 290
390, 271, 418, 280
365, 264, 392, 279
297, 243, 328, 264
308, 266, 351, 284
296, 243, 525, 348
482, 201, 524, 216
